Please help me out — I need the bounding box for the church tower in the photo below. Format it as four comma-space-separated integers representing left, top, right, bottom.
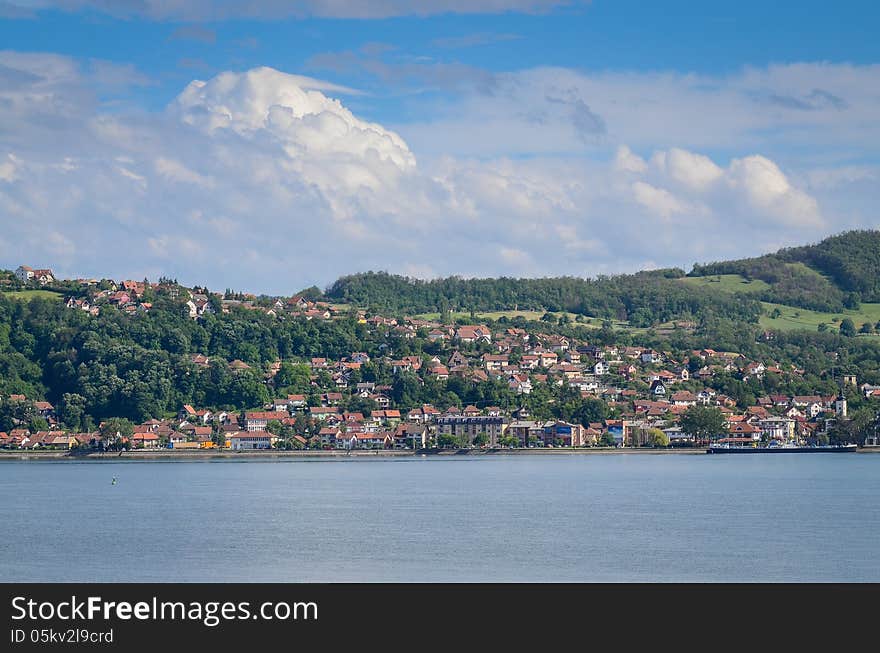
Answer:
835, 394, 848, 418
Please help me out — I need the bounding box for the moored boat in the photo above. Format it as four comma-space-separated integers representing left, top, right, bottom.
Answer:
706, 442, 858, 454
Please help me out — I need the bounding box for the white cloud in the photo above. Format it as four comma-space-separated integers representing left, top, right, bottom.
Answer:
0, 55, 871, 294
652, 148, 723, 192
613, 145, 647, 174
155, 157, 215, 188
727, 155, 821, 227
399, 64, 880, 162
0, 153, 20, 181
631, 181, 688, 219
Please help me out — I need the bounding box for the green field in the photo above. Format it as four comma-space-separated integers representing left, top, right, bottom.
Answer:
679, 274, 771, 294
760, 301, 880, 333
2, 289, 63, 301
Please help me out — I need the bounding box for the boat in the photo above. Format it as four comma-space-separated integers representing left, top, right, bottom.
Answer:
706, 442, 858, 454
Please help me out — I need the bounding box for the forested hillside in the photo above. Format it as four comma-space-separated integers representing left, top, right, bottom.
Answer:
328, 231, 879, 319
326, 269, 762, 327
690, 230, 880, 311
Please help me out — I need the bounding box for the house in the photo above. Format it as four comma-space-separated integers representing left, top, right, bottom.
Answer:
408, 405, 440, 423
640, 350, 660, 364
649, 379, 667, 396
758, 417, 795, 441
318, 427, 342, 447
431, 365, 450, 381
727, 422, 762, 440
321, 392, 344, 406
287, 394, 307, 409
34, 401, 55, 419
546, 335, 570, 352
455, 325, 491, 343
15, 266, 34, 283
670, 391, 696, 407
16, 266, 54, 284
229, 360, 251, 372
309, 407, 340, 422
373, 409, 402, 424
132, 432, 161, 449
394, 423, 428, 449
229, 433, 278, 450
447, 351, 468, 367
593, 361, 608, 376
482, 354, 509, 371
168, 432, 188, 447
352, 432, 393, 449
520, 355, 540, 369
696, 389, 716, 405
243, 411, 282, 432
507, 420, 545, 447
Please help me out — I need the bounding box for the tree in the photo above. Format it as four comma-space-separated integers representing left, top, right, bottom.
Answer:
598, 432, 616, 447
473, 433, 488, 447
647, 428, 670, 448
99, 417, 134, 451
275, 363, 312, 393
828, 408, 875, 445
59, 392, 88, 431
680, 406, 726, 443
437, 433, 459, 448
839, 318, 857, 337
499, 435, 518, 448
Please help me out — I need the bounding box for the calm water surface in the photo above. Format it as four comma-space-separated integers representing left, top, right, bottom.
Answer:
1, 454, 878, 582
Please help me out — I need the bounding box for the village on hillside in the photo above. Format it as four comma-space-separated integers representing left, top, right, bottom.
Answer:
2, 265, 880, 452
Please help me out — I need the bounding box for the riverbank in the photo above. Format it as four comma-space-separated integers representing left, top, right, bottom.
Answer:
1, 446, 877, 460
0, 447, 706, 460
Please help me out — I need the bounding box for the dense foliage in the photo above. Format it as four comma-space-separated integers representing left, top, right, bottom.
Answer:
326, 270, 762, 327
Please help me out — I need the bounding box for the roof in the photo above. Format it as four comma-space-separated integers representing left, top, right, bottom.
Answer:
244, 411, 281, 420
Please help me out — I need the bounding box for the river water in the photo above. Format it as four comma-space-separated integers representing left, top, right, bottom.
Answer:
2, 453, 878, 582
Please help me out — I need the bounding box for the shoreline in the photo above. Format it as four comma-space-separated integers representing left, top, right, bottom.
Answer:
1, 446, 877, 461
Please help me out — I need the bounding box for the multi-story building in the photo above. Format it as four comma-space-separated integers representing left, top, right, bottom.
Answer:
436, 415, 507, 446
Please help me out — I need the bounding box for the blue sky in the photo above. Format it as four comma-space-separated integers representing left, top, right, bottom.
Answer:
1, 1, 879, 293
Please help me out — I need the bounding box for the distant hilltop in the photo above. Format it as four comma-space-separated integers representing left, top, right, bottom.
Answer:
4, 229, 880, 333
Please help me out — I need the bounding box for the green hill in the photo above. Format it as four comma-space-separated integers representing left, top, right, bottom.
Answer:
326, 230, 880, 330
688, 230, 880, 312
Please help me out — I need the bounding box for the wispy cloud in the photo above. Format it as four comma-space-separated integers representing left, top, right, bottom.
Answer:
432, 32, 522, 49
11, 1, 586, 20
168, 25, 217, 45
0, 1, 35, 18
